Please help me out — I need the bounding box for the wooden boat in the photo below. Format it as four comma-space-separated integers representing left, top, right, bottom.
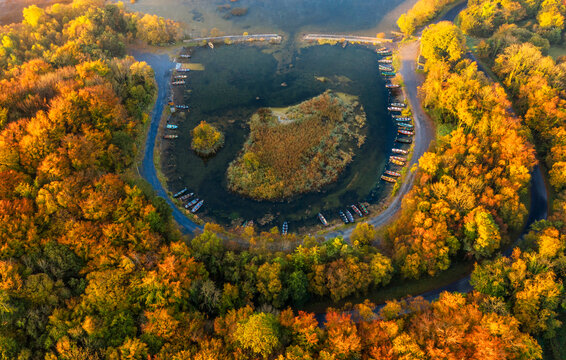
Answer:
191, 200, 204, 213
174, 75, 188, 79
384, 170, 401, 177
381, 71, 396, 76
379, 65, 394, 71
390, 158, 405, 166
179, 193, 194, 201
173, 188, 188, 198
398, 129, 414, 136
345, 210, 355, 223
396, 137, 412, 144
171, 81, 185, 85
351, 205, 363, 217
398, 124, 414, 129
388, 106, 404, 112
392, 148, 409, 155
282, 222, 288, 235
395, 117, 412, 123
390, 102, 406, 107
208, 42, 214, 49
385, 83, 400, 89
358, 203, 369, 215
318, 213, 328, 226
381, 175, 397, 183
379, 59, 393, 64
377, 47, 388, 52
163, 134, 178, 139
166, 124, 178, 129
175, 105, 189, 110
179, 54, 191, 58
339, 210, 349, 224
391, 155, 407, 162
185, 198, 199, 208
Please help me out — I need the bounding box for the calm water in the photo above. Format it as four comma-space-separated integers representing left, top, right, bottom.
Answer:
164, 44, 397, 230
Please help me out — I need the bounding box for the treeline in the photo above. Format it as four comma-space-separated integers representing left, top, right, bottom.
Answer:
397, 0, 460, 35
460, 0, 566, 44
387, 21, 534, 279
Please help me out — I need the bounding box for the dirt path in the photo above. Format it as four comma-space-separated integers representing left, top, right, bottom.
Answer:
324, 40, 435, 240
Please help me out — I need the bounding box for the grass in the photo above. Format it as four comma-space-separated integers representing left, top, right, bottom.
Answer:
548, 45, 566, 60
298, 259, 474, 313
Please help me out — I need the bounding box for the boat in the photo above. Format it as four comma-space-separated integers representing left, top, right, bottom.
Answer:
392, 148, 409, 155
381, 175, 397, 183
191, 200, 204, 213
396, 137, 412, 144
174, 75, 188, 79
163, 134, 178, 139
358, 203, 369, 215
395, 117, 412, 123
185, 198, 199, 208
379, 65, 394, 71
166, 124, 178, 129
377, 47, 388, 52
175, 105, 189, 110
318, 213, 328, 226
208, 41, 214, 49
388, 106, 404, 112
172, 81, 185, 85
351, 205, 363, 217
339, 210, 349, 224
282, 222, 288, 235
379, 59, 393, 64
381, 71, 396, 77
179, 192, 194, 201
391, 155, 407, 162
179, 54, 191, 58
390, 158, 405, 166
398, 124, 414, 129
390, 102, 406, 107
398, 129, 414, 136
345, 210, 355, 223
173, 188, 188, 198
384, 170, 401, 177
385, 83, 400, 89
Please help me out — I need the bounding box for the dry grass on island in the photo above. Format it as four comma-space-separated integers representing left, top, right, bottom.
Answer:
191, 121, 225, 157
227, 90, 367, 201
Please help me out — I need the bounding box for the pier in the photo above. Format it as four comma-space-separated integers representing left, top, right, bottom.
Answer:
184, 34, 283, 45
303, 33, 393, 44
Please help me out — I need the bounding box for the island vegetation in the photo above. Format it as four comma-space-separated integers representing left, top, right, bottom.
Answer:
191, 120, 224, 157
0, 0, 564, 359
227, 91, 367, 200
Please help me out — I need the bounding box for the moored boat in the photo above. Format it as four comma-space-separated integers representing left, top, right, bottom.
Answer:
390, 158, 405, 166
339, 210, 349, 224
398, 124, 414, 129
390, 102, 406, 107
398, 129, 414, 136
358, 203, 369, 215
185, 198, 199, 208
396, 137, 412, 144
377, 47, 387, 52
318, 213, 328, 226
174, 75, 187, 79
163, 134, 178, 139
381, 175, 397, 183
191, 200, 204, 213
179, 192, 194, 201
351, 205, 363, 217
391, 155, 407, 162
378, 59, 393, 64
379, 65, 394, 71
282, 222, 288, 235
345, 210, 354, 223
208, 41, 214, 49
388, 106, 404, 112
166, 124, 178, 129
384, 170, 401, 177
381, 71, 396, 76
173, 188, 188, 198
385, 83, 400, 89
172, 81, 185, 85
392, 148, 409, 155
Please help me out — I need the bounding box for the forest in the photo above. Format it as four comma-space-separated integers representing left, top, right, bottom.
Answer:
0, 0, 563, 359
227, 91, 367, 201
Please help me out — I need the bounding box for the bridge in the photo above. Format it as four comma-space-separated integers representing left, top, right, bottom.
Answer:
184, 34, 283, 45
303, 33, 392, 44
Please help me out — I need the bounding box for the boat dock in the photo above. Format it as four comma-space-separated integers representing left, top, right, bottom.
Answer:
303, 33, 393, 45
183, 34, 283, 45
